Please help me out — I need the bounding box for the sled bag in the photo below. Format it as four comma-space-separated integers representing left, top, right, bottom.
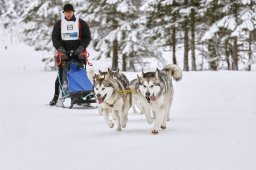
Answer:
67, 63, 93, 94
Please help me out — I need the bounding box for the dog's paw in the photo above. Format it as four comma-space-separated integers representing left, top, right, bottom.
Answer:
116, 124, 122, 131
122, 124, 126, 128
160, 125, 166, 129
109, 123, 114, 128
151, 129, 158, 134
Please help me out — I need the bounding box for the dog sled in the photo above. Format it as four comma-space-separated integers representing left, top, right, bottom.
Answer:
55, 50, 96, 109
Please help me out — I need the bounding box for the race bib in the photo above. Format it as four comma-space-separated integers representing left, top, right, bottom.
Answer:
61, 17, 79, 41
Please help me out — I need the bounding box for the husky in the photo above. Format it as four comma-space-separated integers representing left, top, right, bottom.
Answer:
133, 64, 182, 134
92, 69, 132, 131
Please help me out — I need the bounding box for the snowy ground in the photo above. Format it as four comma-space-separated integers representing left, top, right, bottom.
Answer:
0, 42, 256, 170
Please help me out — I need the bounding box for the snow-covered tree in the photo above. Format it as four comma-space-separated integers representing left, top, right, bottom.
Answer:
81, 0, 164, 71
0, 0, 17, 28
142, 0, 179, 65
20, 0, 63, 51
201, 0, 256, 70
80, 0, 137, 70
2, 0, 256, 71
0, 0, 32, 27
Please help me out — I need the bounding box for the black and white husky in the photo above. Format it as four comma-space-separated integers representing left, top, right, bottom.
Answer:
132, 64, 182, 134
92, 69, 132, 131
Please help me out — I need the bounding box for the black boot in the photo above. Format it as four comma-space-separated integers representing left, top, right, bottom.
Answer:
49, 95, 59, 106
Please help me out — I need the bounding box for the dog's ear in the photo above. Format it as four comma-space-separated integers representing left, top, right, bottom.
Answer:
93, 74, 97, 83
99, 70, 103, 75
155, 69, 160, 80
141, 70, 145, 77
108, 68, 113, 75
137, 74, 142, 84
94, 74, 99, 80
107, 68, 114, 78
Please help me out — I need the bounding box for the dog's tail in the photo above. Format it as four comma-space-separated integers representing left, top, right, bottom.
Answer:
87, 64, 95, 83
162, 64, 182, 81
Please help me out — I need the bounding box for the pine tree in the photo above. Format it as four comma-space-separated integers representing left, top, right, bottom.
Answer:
181, 0, 190, 71
143, 0, 180, 65
201, 0, 256, 70
81, 0, 137, 70
190, 0, 200, 71
21, 0, 63, 51
81, 0, 164, 71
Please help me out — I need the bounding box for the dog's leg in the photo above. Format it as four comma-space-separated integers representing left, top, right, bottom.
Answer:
165, 104, 172, 124
113, 110, 122, 131
132, 96, 142, 114
161, 109, 168, 129
121, 108, 129, 128
166, 97, 173, 121
121, 112, 127, 128
152, 109, 165, 134
103, 110, 114, 128
166, 96, 173, 121
132, 105, 138, 114
152, 111, 156, 119
131, 96, 138, 113
98, 105, 103, 116
120, 109, 127, 128
142, 107, 153, 124
135, 98, 143, 114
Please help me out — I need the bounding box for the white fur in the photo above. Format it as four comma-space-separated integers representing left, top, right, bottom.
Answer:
93, 74, 131, 131
137, 64, 182, 134
162, 64, 182, 81
138, 83, 172, 134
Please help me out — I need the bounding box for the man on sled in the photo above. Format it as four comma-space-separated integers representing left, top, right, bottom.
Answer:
49, 3, 94, 108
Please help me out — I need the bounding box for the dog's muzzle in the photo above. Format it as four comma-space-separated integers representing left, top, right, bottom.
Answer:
145, 92, 156, 103
96, 94, 107, 104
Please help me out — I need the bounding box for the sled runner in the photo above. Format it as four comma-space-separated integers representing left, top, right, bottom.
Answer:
56, 50, 96, 108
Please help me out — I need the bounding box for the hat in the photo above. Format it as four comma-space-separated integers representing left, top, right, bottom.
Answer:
63, 4, 75, 12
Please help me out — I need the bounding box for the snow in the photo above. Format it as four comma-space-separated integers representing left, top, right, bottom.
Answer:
0, 31, 256, 170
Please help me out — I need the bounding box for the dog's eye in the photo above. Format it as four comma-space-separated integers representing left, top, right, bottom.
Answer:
102, 88, 105, 90
150, 85, 154, 88
143, 85, 146, 88
96, 88, 98, 90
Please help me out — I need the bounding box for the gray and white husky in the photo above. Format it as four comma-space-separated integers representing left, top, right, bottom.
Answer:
93, 69, 132, 131
132, 64, 182, 134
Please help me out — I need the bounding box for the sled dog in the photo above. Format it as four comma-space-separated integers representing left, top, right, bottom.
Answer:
132, 64, 182, 134
92, 69, 132, 131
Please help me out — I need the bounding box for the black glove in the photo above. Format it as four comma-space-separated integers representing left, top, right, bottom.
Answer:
57, 46, 68, 60
78, 53, 86, 62
74, 45, 84, 56
76, 62, 84, 69
57, 46, 66, 53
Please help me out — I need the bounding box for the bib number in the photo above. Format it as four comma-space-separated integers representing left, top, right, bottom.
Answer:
67, 25, 73, 31
61, 17, 79, 40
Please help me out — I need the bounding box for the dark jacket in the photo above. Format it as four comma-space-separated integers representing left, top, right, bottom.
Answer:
52, 15, 91, 51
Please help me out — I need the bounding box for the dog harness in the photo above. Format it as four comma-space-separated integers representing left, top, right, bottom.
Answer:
117, 89, 137, 94
103, 93, 118, 108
